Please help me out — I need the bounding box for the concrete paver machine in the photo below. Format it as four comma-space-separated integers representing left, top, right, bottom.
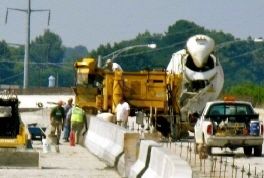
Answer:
73, 58, 186, 139
0, 91, 39, 167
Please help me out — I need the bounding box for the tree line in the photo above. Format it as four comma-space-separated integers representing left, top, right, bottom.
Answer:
1, 20, 264, 104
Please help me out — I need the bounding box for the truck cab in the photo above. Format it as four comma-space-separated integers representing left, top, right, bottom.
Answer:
194, 97, 263, 156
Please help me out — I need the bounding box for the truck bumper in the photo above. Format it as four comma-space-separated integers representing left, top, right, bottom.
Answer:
207, 136, 263, 147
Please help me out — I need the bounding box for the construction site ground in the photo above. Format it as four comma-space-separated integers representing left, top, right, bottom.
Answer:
0, 108, 120, 178
1, 100, 263, 178
0, 142, 121, 178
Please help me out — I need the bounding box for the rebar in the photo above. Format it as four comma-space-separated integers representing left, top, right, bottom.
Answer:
180, 141, 183, 157
235, 165, 238, 178
189, 143, 192, 163
213, 157, 217, 177
224, 158, 227, 178
209, 156, 214, 177
203, 158, 206, 174
232, 157, 235, 178
247, 164, 251, 178
219, 156, 223, 178
242, 165, 245, 178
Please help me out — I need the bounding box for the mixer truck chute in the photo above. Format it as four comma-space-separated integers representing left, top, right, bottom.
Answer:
73, 34, 224, 140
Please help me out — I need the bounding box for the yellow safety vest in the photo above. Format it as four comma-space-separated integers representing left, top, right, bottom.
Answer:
71, 106, 85, 123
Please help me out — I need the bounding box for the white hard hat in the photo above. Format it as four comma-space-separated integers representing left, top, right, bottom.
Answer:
106, 58, 113, 64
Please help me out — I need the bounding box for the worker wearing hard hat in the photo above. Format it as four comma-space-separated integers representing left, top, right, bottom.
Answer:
49, 100, 66, 144
69, 104, 88, 144
105, 58, 123, 72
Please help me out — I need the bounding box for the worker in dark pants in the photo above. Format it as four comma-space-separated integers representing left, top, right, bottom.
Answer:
49, 100, 65, 144
63, 98, 73, 142
69, 105, 88, 144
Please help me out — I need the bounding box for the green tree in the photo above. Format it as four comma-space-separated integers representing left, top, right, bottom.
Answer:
64, 45, 88, 62
31, 29, 64, 64
28, 30, 66, 87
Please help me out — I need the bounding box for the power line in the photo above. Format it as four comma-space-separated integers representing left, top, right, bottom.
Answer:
118, 41, 186, 58
2, 39, 262, 64
0, 72, 23, 83
115, 39, 259, 60
5, 0, 51, 89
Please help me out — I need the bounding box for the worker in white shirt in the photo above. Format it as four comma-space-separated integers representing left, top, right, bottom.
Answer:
105, 58, 123, 71
115, 98, 130, 128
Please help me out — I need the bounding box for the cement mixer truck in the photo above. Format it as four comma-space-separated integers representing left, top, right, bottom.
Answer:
73, 34, 224, 140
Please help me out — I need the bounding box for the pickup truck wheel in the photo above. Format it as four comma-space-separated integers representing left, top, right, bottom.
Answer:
243, 146, 252, 156
253, 145, 262, 157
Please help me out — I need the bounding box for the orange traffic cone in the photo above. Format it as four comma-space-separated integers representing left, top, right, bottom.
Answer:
70, 131, 75, 146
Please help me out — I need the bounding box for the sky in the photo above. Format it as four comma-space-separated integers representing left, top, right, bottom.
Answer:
0, 0, 264, 51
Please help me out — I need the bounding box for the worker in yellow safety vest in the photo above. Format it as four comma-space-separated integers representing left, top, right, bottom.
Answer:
69, 105, 88, 144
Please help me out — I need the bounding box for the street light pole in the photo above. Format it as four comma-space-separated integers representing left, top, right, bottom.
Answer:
101, 43, 156, 62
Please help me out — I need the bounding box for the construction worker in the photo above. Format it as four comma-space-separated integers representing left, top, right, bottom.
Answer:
115, 98, 130, 128
69, 105, 88, 144
49, 100, 65, 144
105, 58, 123, 71
63, 98, 73, 142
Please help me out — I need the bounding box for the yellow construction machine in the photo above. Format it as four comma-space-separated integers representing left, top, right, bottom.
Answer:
0, 91, 39, 167
73, 35, 224, 140
0, 92, 28, 148
73, 58, 187, 139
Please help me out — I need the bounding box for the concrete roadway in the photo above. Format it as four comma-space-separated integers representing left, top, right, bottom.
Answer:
2, 96, 262, 178
0, 108, 121, 178
0, 141, 121, 178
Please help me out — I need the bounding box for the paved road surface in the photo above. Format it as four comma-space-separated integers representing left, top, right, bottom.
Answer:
0, 108, 121, 178
0, 141, 121, 178
3, 100, 262, 178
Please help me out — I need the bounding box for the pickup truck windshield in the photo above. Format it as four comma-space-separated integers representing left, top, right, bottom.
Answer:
207, 103, 256, 123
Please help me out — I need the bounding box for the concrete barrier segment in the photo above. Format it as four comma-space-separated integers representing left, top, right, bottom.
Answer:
116, 132, 140, 177
0, 149, 39, 167
142, 146, 192, 178
128, 139, 162, 178
84, 117, 125, 167
96, 112, 115, 123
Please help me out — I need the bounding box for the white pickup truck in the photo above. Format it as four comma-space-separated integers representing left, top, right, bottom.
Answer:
194, 98, 263, 156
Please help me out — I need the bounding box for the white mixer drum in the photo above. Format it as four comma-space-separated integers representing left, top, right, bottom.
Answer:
187, 35, 215, 68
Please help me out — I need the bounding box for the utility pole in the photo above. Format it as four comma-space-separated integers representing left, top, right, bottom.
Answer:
5, 0, 51, 89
